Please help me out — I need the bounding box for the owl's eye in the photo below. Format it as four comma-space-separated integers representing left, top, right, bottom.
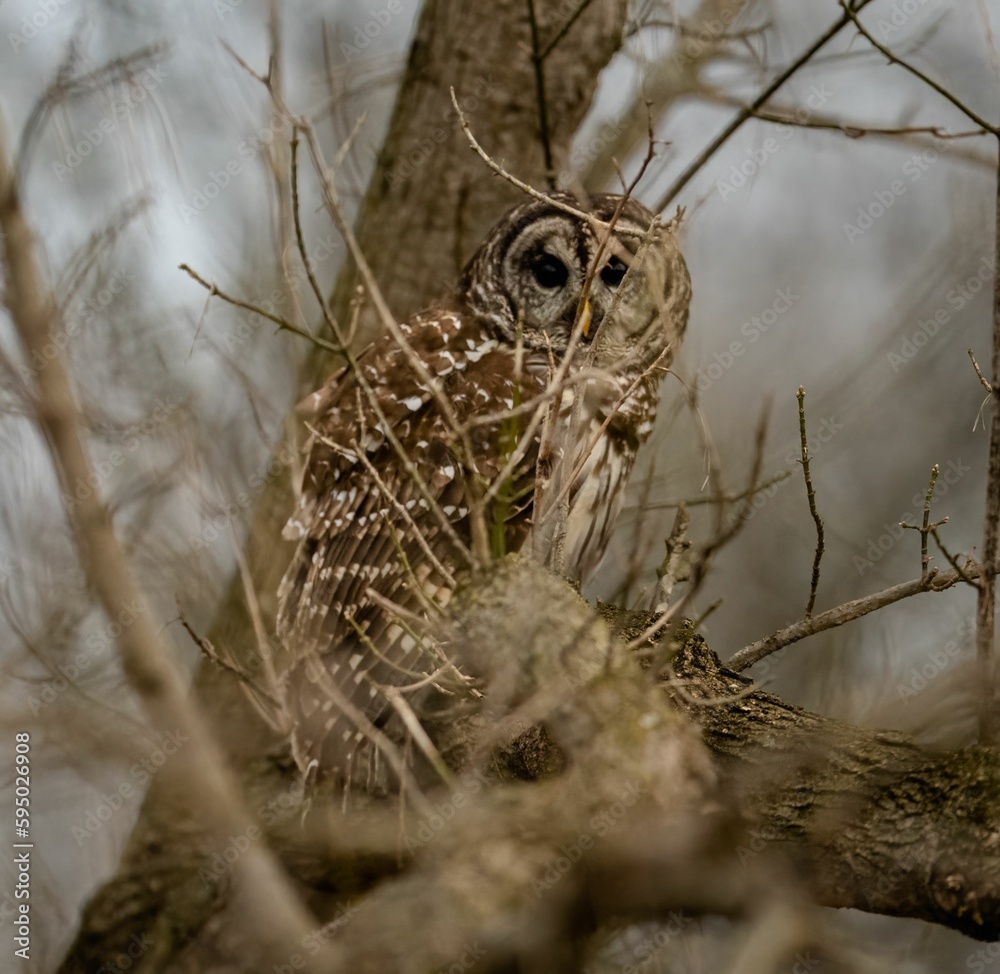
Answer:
601, 256, 628, 288
531, 254, 569, 289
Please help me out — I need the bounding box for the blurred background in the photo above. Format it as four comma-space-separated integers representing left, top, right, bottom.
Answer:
0, 0, 995, 969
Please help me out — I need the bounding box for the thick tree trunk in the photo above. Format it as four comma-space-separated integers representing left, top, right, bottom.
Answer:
53, 3, 1000, 971
58, 2, 628, 969
326, 0, 630, 350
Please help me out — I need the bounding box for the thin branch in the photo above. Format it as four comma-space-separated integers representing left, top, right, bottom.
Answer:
538, 0, 598, 60
797, 386, 825, 618
931, 527, 979, 589
691, 398, 772, 588
654, 0, 877, 212
630, 400, 772, 653
970, 347, 994, 393
178, 607, 283, 723
840, 0, 998, 136
525, 0, 555, 183
382, 687, 458, 791
0, 116, 331, 973
977, 141, 1000, 741
703, 89, 990, 143
900, 465, 942, 584
729, 563, 986, 673
178, 263, 343, 355
969, 348, 996, 433
449, 88, 612, 230
290, 135, 342, 343
653, 503, 690, 614
644, 471, 791, 510
742, 113, 986, 141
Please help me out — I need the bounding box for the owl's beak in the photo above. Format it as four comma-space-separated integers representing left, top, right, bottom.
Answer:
579, 299, 594, 341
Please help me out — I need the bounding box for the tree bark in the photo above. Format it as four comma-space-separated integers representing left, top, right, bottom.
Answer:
58, 2, 629, 969
664, 636, 1000, 942
326, 0, 630, 359
59, 560, 1000, 974
52, 2, 1000, 970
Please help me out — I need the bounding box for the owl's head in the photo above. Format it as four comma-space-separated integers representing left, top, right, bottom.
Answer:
585, 195, 691, 375
460, 193, 689, 364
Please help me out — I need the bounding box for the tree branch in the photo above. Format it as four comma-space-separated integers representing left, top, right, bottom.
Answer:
60, 562, 1000, 972
728, 564, 984, 673
0, 124, 332, 973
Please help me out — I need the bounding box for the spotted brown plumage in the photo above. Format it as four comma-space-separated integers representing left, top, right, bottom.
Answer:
276, 193, 691, 787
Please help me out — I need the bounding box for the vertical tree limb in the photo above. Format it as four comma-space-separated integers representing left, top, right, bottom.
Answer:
0, 131, 333, 972
978, 150, 1000, 741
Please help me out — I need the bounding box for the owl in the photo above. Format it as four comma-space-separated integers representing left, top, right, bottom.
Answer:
276, 192, 691, 786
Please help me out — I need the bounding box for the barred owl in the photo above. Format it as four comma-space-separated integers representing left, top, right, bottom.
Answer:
277, 192, 690, 785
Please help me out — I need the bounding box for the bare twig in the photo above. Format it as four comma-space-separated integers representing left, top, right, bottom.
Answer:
0, 118, 331, 973
525, 0, 554, 183
644, 471, 791, 510
977, 150, 1000, 741
690, 397, 772, 590
290, 135, 341, 343
449, 88, 612, 230
970, 347, 994, 393
178, 607, 283, 724
382, 687, 458, 790
179, 263, 343, 355
630, 400, 772, 652
900, 465, 943, 583
703, 91, 990, 143
797, 387, 825, 618
839, 1, 998, 136
654, 0, 876, 212
538, 0, 598, 59
968, 348, 995, 433
931, 527, 979, 589
729, 563, 987, 673
653, 503, 691, 614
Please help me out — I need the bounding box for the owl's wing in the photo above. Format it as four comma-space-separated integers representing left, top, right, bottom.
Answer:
534, 369, 662, 585
276, 311, 540, 770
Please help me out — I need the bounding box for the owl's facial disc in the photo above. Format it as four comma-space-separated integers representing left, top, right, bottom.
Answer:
501, 214, 588, 349
462, 192, 685, 361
